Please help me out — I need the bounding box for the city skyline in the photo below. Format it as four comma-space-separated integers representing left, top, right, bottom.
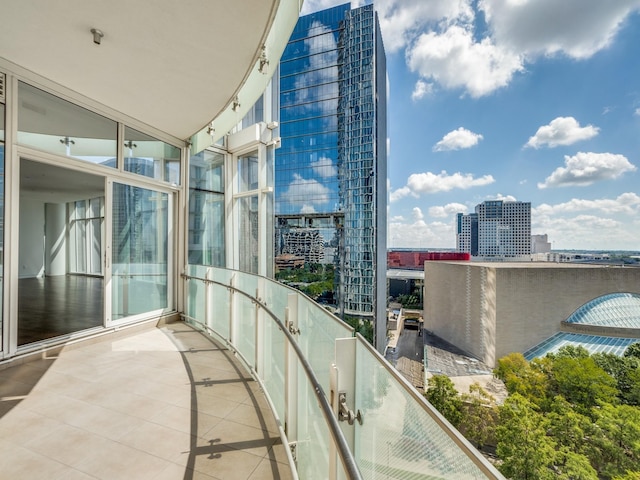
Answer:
302, 0, 640, 251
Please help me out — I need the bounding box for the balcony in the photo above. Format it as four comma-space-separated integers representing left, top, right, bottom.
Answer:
0, 267, 503, 479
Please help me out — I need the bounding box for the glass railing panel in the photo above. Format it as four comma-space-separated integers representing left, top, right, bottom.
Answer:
262, 279, 290, 324
210, 282, 231, 340
297, 295, 353, 393
235, 292, 256, 367
233, 269, 259, 297
210, 266, 234, 286
295, 367, 333, 480
260, 315, 286, 421
185, 267, 206, 328
354, 340, 488, 479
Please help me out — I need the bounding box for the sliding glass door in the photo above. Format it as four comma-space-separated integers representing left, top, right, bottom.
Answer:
111, 183, 171, 321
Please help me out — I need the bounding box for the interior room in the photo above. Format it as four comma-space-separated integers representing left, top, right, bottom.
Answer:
18, 158, 105, 345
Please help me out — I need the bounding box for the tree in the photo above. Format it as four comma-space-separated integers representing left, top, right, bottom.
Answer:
425, 374, 462, 427
459, 382, 497, 449
552, 345, 591, 359
554, 450, 599, 480
496, 393, 556, 480
593, 352, 640, 406
547, 395, 591, 454
494, 352, 548, 405
550, 355, 618, 412
613, 472, 640, 480
623, 342, 640, 360
590, 403, 640, 478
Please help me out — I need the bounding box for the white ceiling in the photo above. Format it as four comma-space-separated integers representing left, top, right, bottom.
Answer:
0, 0, 278, 141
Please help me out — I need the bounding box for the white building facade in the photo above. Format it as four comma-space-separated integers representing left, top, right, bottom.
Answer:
457, 200, 531, 259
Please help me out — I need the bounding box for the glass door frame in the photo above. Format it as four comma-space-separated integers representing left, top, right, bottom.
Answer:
104, 175, 177, 328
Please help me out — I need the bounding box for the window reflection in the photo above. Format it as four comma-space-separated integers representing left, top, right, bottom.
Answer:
238, 152, 259, 192
124, 126, 181, 184
188, 150, 225, 266
17, 82, 117, 166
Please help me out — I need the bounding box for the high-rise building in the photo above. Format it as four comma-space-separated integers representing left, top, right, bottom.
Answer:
457, 200, 531, 258
276, 3, 388, 350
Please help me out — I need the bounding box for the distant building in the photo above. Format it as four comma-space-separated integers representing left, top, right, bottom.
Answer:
531, 234, 551, 254
457, 200, 531, 259
388, 250, 470, 269
281, 229, 325, 263
424, 261, 640, 367
275, 254, 305, 271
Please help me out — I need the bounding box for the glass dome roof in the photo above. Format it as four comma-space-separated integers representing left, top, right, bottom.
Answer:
565, 293, 640, 329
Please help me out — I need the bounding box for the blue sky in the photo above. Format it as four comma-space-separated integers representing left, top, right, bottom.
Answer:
301, 0, 640, 251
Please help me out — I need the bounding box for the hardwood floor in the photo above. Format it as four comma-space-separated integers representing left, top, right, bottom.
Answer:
18, 275, 103, 346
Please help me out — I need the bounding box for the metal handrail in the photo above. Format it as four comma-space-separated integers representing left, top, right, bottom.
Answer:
182, 272, 363, 480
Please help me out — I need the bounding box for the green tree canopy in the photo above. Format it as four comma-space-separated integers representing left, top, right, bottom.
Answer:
459, 382, 497, 449
496, 393, 556, 480
425, 374, 462, 427
550, 355, 618, 412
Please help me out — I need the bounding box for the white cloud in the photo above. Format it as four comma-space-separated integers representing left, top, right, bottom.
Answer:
635, 108, 640, 116
532, 214, 638, 250
525, 117, 599, 149
428, 202, 468, 218
433, 127, 484, 151
407, 25, 524, 98
300, 204, 317, 214
538, 152, 636, 188
293, 21, 339, 115
491, 193, 517, 202
412, 79, 433, 101
280, 173, 331, 207
533, 193, 640, 216
301, 0, 366, 16
376, 0, 475, 53
388, 216, 456, 249
479, 0, 640, 60
407, 170, 495, 194
310, 157, 337, 178
412, 207, 425, 220
390, 215, 406, 222
389, 186, 414, 202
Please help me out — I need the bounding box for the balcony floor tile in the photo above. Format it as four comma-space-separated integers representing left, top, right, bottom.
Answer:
0, 322, 293, 480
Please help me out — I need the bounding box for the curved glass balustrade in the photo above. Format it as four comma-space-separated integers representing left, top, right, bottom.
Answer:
184, 266, 503, 479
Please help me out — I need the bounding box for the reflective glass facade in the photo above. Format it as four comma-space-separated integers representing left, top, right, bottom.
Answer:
276, 3, 387, 347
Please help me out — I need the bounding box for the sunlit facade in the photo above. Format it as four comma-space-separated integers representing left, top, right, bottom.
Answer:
457, 200, 531, 259
276, 3, 388, 350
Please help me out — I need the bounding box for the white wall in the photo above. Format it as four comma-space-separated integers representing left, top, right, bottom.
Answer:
19, 197, 45, 278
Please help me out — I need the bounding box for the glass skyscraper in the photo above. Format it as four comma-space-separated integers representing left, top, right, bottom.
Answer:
276, 3, 388, 350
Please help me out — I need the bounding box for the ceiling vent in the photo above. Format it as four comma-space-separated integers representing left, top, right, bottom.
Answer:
0, 73, 5, 102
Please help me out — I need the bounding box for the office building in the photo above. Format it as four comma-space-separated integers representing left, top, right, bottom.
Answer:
0, 2, 501, 478
457, 200, 531, 259
531, 233, 552, 254
276, 3, 388, 350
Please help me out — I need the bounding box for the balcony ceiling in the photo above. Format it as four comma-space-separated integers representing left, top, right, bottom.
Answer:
0, 0, 278, 141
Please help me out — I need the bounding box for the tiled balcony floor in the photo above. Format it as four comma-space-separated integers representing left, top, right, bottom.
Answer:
0, 322, 293, 480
